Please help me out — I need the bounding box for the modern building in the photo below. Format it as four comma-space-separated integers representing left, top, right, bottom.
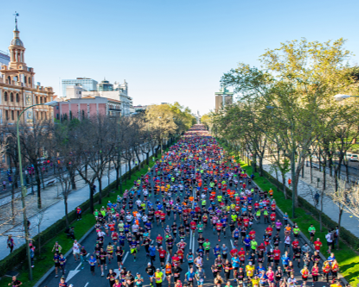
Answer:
62, 77, 98, 98
0, 50, 10, 67
98, 79, 113, 91
0, 16, 55, 125
54, 96, 122, 121
215, 87, 233, 112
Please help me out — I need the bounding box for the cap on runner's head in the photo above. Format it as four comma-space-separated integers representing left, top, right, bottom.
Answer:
249, 262, 252, 265
241, 247, 244, 250
206, 239, 209, 242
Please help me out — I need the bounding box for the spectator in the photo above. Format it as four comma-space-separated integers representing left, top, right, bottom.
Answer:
76, 207, 82, 220
7, 235, 15, 253
325, 230, 334, 254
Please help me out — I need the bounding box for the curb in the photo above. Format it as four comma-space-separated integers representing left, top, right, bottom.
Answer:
33, 226, 95, 287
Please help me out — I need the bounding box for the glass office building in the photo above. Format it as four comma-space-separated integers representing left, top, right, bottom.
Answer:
62, 78, 98, 97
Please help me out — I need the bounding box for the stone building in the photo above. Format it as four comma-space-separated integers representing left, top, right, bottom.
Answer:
0, 17, 55, 124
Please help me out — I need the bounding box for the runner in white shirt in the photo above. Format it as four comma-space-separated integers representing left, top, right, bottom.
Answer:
73, 240, 81, 261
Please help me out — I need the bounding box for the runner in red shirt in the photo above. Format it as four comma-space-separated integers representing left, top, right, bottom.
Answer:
238, 247, 246, 266
249, 230, 256, 240
216, 222, 223, 241
270, 212, 276, 224
156, 234, 163, 247
314, 238, 322, 251
273, 247, 281, 268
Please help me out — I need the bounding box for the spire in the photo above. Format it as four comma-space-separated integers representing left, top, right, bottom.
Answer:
14, 11, 19, 31
10, 12, 24, 47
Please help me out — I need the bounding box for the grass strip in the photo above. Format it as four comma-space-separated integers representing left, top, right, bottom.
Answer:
0, 150, 165, 287
220, 141, 359, 286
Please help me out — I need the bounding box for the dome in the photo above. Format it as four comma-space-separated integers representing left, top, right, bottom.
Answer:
11, 38, 23, 47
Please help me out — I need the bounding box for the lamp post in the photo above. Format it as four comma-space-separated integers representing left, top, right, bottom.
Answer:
17, 101, 57, 280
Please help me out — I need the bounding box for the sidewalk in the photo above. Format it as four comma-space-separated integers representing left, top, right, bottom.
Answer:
0, 152, 151, 261
262, 158, 359, 238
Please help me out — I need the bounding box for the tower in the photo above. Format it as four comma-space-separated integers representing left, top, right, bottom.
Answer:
3, 12, 35, 88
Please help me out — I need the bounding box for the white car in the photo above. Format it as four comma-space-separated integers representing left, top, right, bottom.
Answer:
350, 154, 359, 162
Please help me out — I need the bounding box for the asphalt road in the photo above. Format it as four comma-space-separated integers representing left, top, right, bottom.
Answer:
41, 139, 331, 287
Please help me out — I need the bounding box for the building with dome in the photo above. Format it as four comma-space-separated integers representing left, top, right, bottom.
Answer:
0, 16, 55, 125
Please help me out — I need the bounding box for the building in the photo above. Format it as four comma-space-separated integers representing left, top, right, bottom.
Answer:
54, 96, 121, 120
82, 79, 132, 116
66, 83, 84, 99
0, 16, 55, 125
98, 79, 113, 91
215, 87, 233, 112
0, 50, 10, 67
133, 105, 148, 113
62, 77, 98, 98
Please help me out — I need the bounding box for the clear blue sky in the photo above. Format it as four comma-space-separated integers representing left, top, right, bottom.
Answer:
1, 0, 358, 115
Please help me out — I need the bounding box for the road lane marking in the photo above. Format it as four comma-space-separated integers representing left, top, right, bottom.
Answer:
230, 239, 234, 249
122, 251, 129, 264
84, 283, 89, 287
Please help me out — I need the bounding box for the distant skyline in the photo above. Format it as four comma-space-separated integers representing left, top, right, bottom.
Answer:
1, 0, 358, 115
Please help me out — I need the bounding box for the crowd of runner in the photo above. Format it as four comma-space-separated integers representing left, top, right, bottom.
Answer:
53, 124, 341, 287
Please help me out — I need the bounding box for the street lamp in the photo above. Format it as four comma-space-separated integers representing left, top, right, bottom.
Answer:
17, 100, 57, 280
334, 94, 359, 101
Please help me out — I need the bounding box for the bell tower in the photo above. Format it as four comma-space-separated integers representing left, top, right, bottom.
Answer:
2, 12, 35, 88
9, 12, 27, 70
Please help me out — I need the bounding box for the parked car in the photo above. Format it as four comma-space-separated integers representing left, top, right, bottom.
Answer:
350, 154, 359, 162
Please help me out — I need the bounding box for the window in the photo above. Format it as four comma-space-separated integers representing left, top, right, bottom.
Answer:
17, 111, 19, 119
24, 77, 27, 84
28, 77, 31, 85
4, 92, 8, 101
82, 110, 85, 119
10, 93, 14, 102
35, 97, 38, 104
5, 110, 8, 121
11, 111, 14, 120
16, 93, 19, 102
56, 114, 59, 120
7, 76, 11, 84
40, 97, 43, 104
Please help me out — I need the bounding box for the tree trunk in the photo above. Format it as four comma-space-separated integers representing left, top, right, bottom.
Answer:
337, 206, 343, 250
11, 184, 15, 224
115, 167, 120, 189
146, 152, 150, 166
128, 160, 132, 179
281, 173, 287, 199
98, 177, 102, 204
319, 192, 324, 232
310, 156, 313, 183
70, 169, 76, 190
35, 171, 42, 209
89, 183, 94, 213
64, 194, 69, 228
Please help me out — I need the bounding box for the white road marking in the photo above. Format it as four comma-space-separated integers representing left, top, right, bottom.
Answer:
84, 283, 89, 287
122, 251, 129, 264
230, 239, 234, 249
86, 253, 90, 257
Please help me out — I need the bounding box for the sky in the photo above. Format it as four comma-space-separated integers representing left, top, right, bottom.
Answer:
1, 0, 359, 116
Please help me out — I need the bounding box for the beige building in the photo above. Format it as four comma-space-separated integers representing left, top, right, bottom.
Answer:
215, 87, 233, 112
0, 17, 55, 124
